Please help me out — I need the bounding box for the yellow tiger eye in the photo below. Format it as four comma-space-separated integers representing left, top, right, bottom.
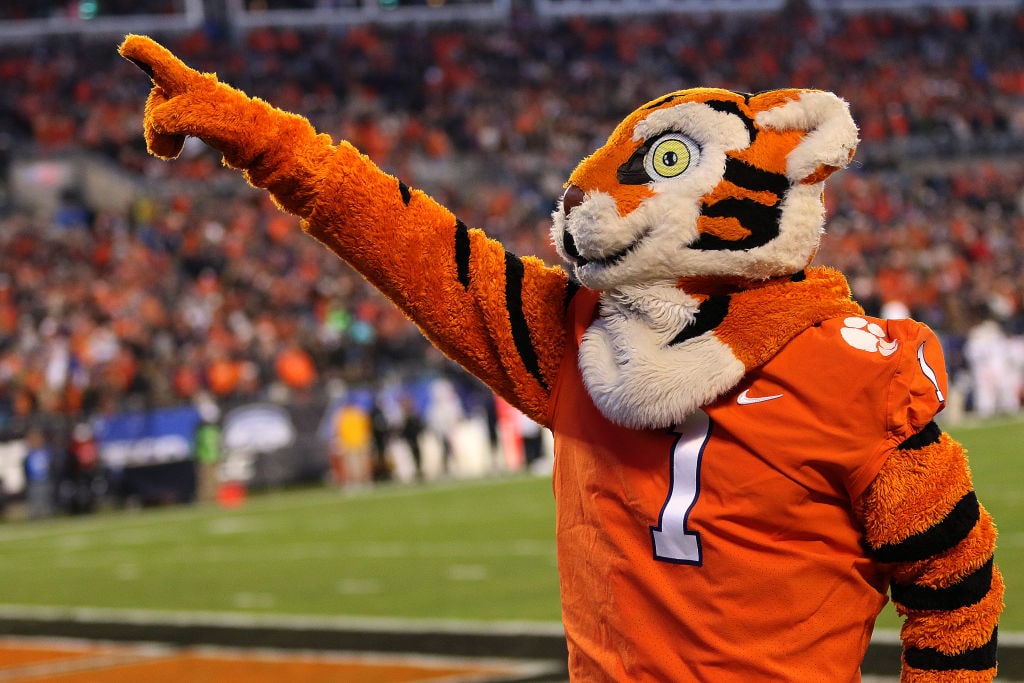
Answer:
650, 138, 691, 178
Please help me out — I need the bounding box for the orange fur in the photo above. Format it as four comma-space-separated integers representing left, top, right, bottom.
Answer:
890, 508, 997, 589
746, 89, 803, 111
898, 571, 1003, 652
520, 256, 574, 393
695, 216, 752, 241
859, 435, 973, 547
701, 179, 780, 207
732, 129, 802, 176
711, 266, 862, 369
566, 147, 653, 217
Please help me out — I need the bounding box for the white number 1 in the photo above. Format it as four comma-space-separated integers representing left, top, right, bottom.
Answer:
650, 410, 710, 565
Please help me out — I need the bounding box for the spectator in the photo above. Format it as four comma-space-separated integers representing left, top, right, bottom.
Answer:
964, 315, 1024, 418
329, 401, 372, 486
22, 427, 54, 519
424, 377, 464, 477
398, 394, 425, 481
194, 397, 222, 502
0, 6, 1021, 452
60, 422, 100, 514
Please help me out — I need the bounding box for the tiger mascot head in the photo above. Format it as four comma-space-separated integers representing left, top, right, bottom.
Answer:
551, 88, 859, 291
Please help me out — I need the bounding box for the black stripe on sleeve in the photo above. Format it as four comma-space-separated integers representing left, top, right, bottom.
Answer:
891, 557, 994, 611
504, 251, 548, 391
866, 491, 979, 564
454, 220, 471, 290
904, 629, 998, 672
398, 180, 412, 206
898, 421, 942, 451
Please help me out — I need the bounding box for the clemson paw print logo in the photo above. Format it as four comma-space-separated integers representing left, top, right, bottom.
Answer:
840, 317, 899, 357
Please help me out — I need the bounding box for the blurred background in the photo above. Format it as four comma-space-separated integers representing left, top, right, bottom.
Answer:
0, 0, 1022, 517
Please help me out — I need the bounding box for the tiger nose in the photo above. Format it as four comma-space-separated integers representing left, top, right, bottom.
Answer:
561, 184, 586, 218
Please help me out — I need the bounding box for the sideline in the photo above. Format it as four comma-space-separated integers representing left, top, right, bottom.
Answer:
0, 636, 561, 683
0, 605, 1020, 679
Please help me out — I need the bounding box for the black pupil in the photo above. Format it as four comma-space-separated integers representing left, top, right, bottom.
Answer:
663, 151, 678, 166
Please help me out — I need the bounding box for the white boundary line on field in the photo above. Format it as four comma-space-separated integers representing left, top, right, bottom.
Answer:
871, 628, 1024, 646
0, 603, 567, 637
1, 605, 1020, 645
0, 639, 173, 682
0, 475, 543, 544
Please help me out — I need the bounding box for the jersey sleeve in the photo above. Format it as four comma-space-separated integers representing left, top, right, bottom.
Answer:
856, 321, 1003, 682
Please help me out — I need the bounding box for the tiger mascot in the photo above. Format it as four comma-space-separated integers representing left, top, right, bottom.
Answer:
120, 35, 1002, 682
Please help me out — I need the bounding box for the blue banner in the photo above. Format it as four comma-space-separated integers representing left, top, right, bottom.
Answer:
94, 406, 202, 469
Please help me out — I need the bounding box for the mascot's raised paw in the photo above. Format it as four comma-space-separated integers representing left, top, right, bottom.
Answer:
119, 34, 321, 180
118, 34, 219, 159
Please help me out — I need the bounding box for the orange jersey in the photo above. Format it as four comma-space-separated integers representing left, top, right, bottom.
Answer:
548, 288, 950, 682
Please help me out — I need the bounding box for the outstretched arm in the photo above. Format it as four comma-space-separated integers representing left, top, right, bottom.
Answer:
119, 35, 572, 425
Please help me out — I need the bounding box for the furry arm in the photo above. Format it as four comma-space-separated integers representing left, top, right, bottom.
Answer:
118, 34, 571, 425
857, 423, 1003, 682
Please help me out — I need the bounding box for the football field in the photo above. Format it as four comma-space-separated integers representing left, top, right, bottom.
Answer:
0, 637, 556, 683
0, 417, 1020, 632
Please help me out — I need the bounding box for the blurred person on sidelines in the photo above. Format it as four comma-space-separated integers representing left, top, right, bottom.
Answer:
398, 393, 424, 482
964, 315, 1024, 417
424, 376, 463, 477
22, 427, 54, 519
194, 396, 222, 502
330, 401, 372, 487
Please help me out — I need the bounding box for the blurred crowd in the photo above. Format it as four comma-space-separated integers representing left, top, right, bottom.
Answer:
1, 5, 1024, 445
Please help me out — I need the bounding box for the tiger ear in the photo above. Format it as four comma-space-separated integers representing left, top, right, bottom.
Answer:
754, 90, 859, 185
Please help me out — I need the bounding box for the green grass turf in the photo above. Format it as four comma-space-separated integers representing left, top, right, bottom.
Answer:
0, 476, 561, 621
0, 417, 1019, 630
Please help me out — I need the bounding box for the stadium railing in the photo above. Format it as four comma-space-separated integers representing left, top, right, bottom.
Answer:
0, 0, 205, 40
2, 0, 1021, 39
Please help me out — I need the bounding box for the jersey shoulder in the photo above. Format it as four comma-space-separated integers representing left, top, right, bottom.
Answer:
776, 314, 948, 440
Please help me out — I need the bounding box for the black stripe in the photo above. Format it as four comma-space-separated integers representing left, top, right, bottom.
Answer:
891, 557, 994, 611
644, 93, 684, 110
125, 56, 156, 80
504, 251, 547, 391
454, 220, 471, 290
669, 296, 730, 346
398, 180, 412, 206
641, 95, 756, 139
904, 629, 998, 672
564, 278, 581, 311
692, 198, 782, 251
704, 99, 757, 142
866, 491, 980, 564
898, 421, 942, 450
723, 157, 789, 196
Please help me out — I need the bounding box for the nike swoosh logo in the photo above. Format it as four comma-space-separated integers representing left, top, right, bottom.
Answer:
737, 389, 784, 405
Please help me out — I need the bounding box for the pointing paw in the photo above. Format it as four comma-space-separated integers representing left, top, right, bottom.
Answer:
840, 317, 898, 357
